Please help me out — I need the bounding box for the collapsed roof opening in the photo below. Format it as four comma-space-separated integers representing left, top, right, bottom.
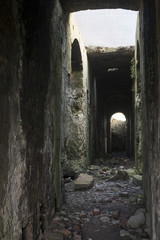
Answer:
74, 9, 138, 47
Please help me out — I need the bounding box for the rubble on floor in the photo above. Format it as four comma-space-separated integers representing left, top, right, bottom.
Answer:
74, 174, 94, 190
42, 156, 150, 240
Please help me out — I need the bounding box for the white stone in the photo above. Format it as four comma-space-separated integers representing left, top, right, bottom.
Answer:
127, 212, 145, 229
74, 174, 94, 190
135, 208, 145, 215
100, 216, 110, 223
120, 230, 130, 237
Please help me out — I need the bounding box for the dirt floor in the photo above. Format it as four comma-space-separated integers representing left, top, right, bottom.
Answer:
42, 154, 150, 240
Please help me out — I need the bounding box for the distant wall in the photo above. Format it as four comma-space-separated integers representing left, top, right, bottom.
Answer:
111, 119, 127, 152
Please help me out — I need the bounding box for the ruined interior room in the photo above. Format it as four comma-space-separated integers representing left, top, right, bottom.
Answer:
0, 0, 160, 239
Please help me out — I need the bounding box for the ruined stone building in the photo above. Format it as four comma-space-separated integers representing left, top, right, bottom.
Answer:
0, 0, 160, 239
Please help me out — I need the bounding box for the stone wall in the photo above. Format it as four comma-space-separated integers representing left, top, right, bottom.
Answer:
0, 2, 90, 238
134, 14, 142, 173
0, 0, 65, 239
0, 1, 26, 238
139, 0, 160, 239
63, 14, 89, 176
88, 66, 98, 162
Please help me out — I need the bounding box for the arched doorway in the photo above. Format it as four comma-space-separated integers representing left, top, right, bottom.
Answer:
110, 112, 127, 155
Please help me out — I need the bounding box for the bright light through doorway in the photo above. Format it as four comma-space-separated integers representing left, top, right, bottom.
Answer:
111, 112, 126, 122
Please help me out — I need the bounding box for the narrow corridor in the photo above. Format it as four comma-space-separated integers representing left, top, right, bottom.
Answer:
1, 1, 160, 239
42, 155, 148, 240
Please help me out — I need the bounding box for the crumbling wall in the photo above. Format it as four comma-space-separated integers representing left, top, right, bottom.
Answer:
63, 14, 89, 175
0, 1, 26, 239
0, 0, 66, 239
88, 65, 98, 162
139, 0, 160, 239
134, 14, 142, 173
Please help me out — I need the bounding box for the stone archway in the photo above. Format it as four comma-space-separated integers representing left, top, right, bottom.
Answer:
110, 112, 127, 154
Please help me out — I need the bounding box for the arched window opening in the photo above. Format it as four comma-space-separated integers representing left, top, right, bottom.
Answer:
110, 112, 127, 154
71, 39, 83, 72
70, 39, 83, 89
65, 39, 85, 164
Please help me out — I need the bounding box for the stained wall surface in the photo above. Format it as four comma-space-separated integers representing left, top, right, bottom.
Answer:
63, 14, 89, 175
0, 0, 65, 238
139, 0, 160, 239
1, 0, 160, 239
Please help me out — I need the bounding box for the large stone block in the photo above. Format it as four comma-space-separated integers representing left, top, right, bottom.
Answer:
74, 173, 93, 190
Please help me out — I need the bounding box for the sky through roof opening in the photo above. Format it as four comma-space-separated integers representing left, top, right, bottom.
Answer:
74, 9, 138, 47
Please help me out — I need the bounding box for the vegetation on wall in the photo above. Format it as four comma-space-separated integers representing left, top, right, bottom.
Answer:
130, 57, 135, 92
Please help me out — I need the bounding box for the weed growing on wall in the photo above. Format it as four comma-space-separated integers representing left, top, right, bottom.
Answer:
130, 57, 135, 92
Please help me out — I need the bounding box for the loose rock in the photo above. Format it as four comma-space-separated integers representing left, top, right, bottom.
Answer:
100, 216, 110, 223
127, 212, 145, 229
112, 170, 129, 181
120, 230, 130, 237
74, 174, 94, 190
133, 175, 142, 186
120, 218, 128, 229
93, 208, 100, 216
120, 192, 129, 198
111, 210, 121, 219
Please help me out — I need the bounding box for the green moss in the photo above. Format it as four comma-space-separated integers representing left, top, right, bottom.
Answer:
131, 58, 135, 92
131, 58, 135, 80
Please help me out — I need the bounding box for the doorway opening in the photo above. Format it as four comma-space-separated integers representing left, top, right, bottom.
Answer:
110, 112, 127, 156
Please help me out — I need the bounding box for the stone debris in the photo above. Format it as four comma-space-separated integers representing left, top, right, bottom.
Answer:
109, 158, 119, 165
111, 210, 121, 219
112, 170, 129, 181
112, 219, 120, 225
127, 211, 146, 229
73, 234, 82, 240
43, 161, 148, 240
135, 208, 145, 215
93, 208, 100, 216
44, 232, 64, 240
120, 217, 128, 229
74, 173, 94, 190
120, 229, 130, 237
120, 192, 129, 198
100, 216, 110, 223
125, 168, 136, 176
133, 175, 143, 186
